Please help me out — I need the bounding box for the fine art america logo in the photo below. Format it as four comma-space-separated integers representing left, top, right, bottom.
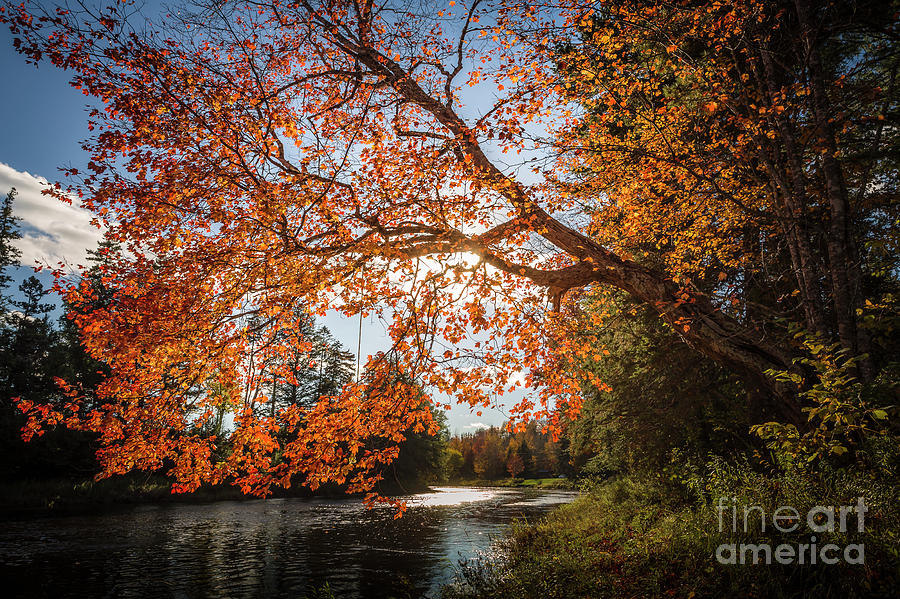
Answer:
715, 497, 867, 565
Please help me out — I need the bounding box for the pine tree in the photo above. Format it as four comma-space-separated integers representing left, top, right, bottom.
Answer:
0, 188, 22, 313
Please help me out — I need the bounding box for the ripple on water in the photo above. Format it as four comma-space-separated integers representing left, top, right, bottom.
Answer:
405, 486, 499, 507
0, 486, 576, 599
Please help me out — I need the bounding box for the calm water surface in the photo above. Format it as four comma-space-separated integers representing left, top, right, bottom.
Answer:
0, 486, 576, 598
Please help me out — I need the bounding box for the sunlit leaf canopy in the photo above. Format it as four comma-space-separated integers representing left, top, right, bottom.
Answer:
6, 0, 863, 498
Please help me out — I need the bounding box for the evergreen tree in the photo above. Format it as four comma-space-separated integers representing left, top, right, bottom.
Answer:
267, 317, 355, 412
0, 188, 22, 312
0, 231, 113, 479
516, 440, 533, 478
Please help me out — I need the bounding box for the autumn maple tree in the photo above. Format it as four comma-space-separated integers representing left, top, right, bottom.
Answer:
2, 0, 896, 497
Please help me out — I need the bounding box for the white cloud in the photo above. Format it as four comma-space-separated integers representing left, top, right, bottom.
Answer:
465, 422, 490, 430
507, 370, 527, 388
0, 163, 103, 267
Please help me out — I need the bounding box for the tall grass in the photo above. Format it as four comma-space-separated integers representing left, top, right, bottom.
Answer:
440, 466, 900, 599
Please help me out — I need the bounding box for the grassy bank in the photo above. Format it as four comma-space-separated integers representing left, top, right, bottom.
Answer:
440, 469, 900, 599
450, 477, 577, 490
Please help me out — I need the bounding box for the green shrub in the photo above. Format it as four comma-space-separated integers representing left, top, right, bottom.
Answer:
441, 468, 900, 599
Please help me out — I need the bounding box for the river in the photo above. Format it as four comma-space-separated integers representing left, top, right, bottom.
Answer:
0, 486, 577, 598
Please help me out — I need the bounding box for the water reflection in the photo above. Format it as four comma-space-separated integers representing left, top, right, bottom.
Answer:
406, 486, 497, 507
0, 486, 576, 599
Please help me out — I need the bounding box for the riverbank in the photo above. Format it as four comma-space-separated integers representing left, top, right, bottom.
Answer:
450, 477, 576, 490
0, 474, 433, 518
439, 473, 900, 599
0, 475, 246, 516
0, 470, 577, 518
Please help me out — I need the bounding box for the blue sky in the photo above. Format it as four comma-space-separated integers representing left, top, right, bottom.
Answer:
0, 16, 510, 434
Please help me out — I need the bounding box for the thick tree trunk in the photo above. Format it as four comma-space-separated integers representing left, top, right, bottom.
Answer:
335, 28, 800, 406
794, 0, 873, 381
537, 214, 795, 383
758, 46, 828, 336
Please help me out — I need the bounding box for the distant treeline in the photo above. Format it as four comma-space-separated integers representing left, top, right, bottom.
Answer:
446, 423, 571, 481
